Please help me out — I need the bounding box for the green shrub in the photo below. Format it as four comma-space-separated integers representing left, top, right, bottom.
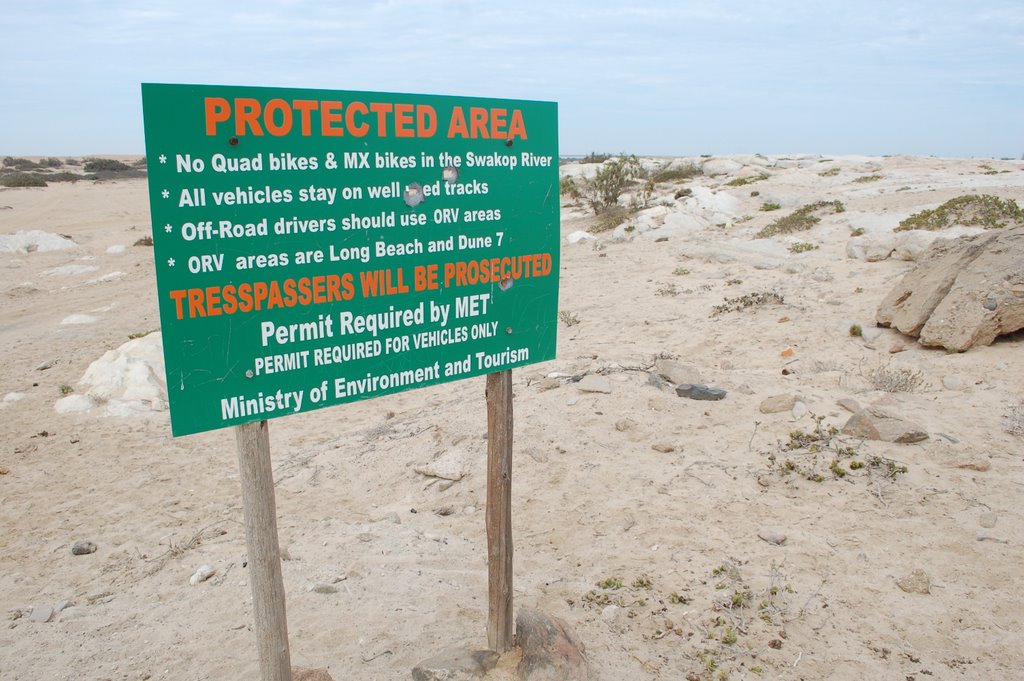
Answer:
725, 173, 769, 187
788, 242, 819, 253
83, 157, 131, 173
818, 167, 840, 177
853, 174, 882, 183
580, 152, 612, 164
0, 173, 47, 187
756, 200, 845, 238
582, 155, 644, 213
895, 195, 1024, 231
760, 201, 781, 211
650, 163, 702, 183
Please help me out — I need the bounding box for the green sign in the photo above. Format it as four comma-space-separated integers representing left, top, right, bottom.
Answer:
141, 83, 559, 436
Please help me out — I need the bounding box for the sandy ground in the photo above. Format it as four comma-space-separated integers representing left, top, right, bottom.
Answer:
1, 155, 1023, 681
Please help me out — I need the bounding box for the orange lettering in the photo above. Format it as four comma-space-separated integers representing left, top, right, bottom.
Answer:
321, 100, 344, 136
204, 97, 231, 136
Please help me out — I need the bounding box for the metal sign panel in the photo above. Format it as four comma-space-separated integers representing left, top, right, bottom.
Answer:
141, 83, 559, 436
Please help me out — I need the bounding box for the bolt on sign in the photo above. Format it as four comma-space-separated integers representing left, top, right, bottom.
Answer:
141, 84, 559, 436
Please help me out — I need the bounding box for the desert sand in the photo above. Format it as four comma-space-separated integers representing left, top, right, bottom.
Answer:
1, 154, 1022, 681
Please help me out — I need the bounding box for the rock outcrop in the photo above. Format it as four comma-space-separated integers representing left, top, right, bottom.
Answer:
876, 226, 1024, 351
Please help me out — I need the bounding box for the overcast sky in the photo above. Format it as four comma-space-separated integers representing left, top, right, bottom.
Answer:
2, 0, 1022, 157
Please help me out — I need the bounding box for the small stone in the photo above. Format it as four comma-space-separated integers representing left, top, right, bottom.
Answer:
956, 460, 991, 472
675, 384, 726, 401
791, 401, 808, 419
842, 407, 928, 443
29, 605, 54, 623
889, 341, 906, 354
614, 418, 636, 432
837, 398, 861, 413
654, 359, 702, 386
982, 297, 998, 311
942, 375, 963, 391
310, 584, 338, 594
412, 648, 499, 681
651, 444, 675, 453
812, 267, 832, 282
414, 447, 474, 481
516, 608, 591, 681
759, 394, 797, 414
781, 347, 795, 357
576, 375, 611, 394
896, 569, 931, 594
978, 513, 998, 529
71, 540, 97, 556
600, 605, 620, 622
757, 528, 787, 546
189, 565, 215, 586
646, 372, 667, 390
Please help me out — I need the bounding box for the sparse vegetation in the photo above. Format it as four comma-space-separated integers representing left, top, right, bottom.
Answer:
895, 194, 1024, 231
83, 158, 132, 173
755, 200, 845, 238
849, 324, 863, 337
865, 363, 928, 393
59, 384, 74, 395
673, 267, 691, 276
725, 173, 769, 187
725, 278, 742, 286
0, 173, 47, 187
558, 311, 580, 327
760, 201, 781, 211
591, 204, 636, 232
788, 242, 818, 254
711, 290, 784, 317
1003, 400, 1024, 436
818, 167, 840, 177
853, 174, 883, 183
579, 152, 612, 164
850, 227, 865, 236
656, 282, 680, 297
650, 163, 702, 183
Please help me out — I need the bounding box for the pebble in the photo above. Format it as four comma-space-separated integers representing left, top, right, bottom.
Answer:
942, 375, 963, 391
759, 394, 797, 414
601, 605, 620, 622
978, 513, 998, 529
812, 267, 832, 282
791, 401, 808, 419
576, 375, 612, 394
654, 359, 702, 386
309, 584, 338, 594
615, 418, 637, 432
896, 569, 931, 594
757, 528, 787, 546
189, 565, 215, 586
651, 443, 675, 453
29, 604, 54, 623
71, 540, 97, 556
675, 384, 726, 401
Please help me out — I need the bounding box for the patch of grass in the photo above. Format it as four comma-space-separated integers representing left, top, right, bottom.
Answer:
725, 173, 769, 187
59, 384, 74, 395
656, 282, 680, 297
598, 577, 623, 590
632, 575, 653, 590
711, 290, 784, 317
850, 227, 865, 236
895, 194, 1024, 231
591, 204, 636, 232
788, 242, 818, 254
865, 363, 928, 393
673, 267, 690, 276
725, 278, 742, 286
650, 163, 702, 183
818, 167, 840, 177
853, 174, 883, 183
755, 200, 845, 238
674, 187, 692, 199
558, 311, 580, 327
849, 324, 863, 337
760, 201, 781, 211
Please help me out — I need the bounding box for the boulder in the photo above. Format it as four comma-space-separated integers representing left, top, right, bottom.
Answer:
412, 649, 499, 681
876, 226, 1024, 351
516, 609, 591, 681
841, 407, 928, 443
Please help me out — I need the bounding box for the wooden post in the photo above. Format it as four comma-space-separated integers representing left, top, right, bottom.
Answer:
485, 370, 514, 652
235, 420, 293, 681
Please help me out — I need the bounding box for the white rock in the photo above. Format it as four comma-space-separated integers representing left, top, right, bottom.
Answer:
105, 245, 127, 254
701, 158, 744, 176
576, 375, 612, 394
566, 230, 596, 244
791, 401, 808, 419
600, 604, 620, 622
189, 565, 215, 586
54, 394, 94, 414
942, 375, 963, 391
414, 447, 476, 481
0, 230, 77, 253
61, 314, 98, 325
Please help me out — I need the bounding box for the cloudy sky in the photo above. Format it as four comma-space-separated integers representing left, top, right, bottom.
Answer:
2, 0, 1022, 157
